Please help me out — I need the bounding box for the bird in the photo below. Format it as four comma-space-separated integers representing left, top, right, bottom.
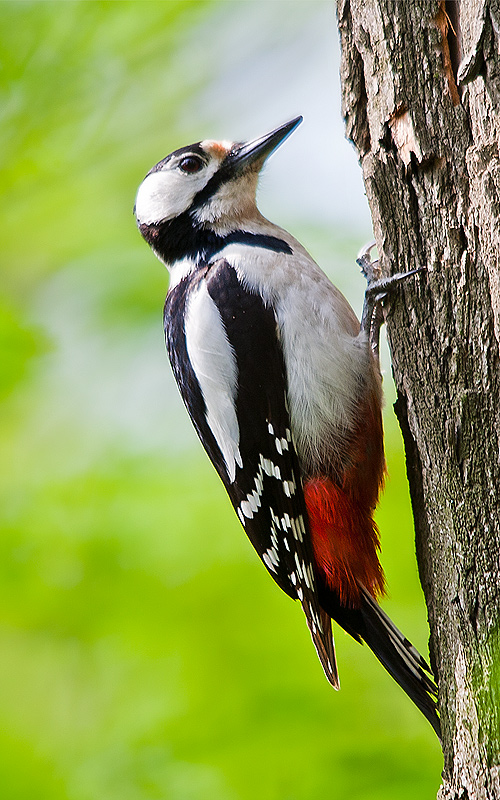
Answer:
134, 116, 440, 736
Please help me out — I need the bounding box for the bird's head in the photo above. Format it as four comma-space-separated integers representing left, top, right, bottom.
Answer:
134, 116, 302, 239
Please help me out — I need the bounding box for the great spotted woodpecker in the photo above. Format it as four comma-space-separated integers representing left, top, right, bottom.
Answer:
134, 117, 440, 736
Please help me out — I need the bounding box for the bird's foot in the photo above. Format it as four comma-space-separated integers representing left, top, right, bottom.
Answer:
357, 241, 425, 356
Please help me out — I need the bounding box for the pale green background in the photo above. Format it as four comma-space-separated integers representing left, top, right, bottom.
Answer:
0, 2, 442, 797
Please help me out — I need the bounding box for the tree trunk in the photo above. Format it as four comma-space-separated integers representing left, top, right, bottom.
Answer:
336, 1, 500, 797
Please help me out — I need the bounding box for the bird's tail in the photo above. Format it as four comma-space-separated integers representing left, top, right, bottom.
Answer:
359, 588, 440, 737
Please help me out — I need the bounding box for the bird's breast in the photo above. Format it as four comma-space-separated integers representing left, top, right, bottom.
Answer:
219, 235, 379, 479
276, 285, 377, 478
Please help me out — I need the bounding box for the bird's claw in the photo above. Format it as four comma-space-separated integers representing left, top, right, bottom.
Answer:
358, 240, 426, 358
356, 240, 381, 284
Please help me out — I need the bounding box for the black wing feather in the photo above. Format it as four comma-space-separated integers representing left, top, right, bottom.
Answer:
165, 258, 338, 687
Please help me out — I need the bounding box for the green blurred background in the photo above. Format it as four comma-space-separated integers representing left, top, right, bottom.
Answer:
0, 1, 442, 798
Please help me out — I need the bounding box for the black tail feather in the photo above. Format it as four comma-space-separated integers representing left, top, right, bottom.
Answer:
359, 589, 440, 738
318, 583, 440, 737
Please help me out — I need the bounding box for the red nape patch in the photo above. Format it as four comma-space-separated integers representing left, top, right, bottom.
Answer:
304, 477, 386, 607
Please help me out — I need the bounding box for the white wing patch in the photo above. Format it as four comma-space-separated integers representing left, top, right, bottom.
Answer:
184, 282, 242, 482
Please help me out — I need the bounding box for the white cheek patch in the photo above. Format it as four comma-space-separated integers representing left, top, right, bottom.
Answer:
184, 282, 242, 483
135, 171, 197, 225
135, 158, 221, 226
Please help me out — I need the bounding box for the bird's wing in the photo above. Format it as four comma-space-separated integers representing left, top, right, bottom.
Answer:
164, 257, 339, 687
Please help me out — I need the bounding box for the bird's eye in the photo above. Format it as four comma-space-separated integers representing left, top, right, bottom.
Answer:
178, 156, 203, 174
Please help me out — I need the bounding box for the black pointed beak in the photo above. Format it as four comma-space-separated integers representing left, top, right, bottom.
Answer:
228, 116, 303, 172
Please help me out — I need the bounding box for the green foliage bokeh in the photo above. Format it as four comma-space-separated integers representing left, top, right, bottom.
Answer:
0, 2, 441, 798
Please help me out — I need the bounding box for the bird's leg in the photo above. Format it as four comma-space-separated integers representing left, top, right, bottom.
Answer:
357, 241, 425, 360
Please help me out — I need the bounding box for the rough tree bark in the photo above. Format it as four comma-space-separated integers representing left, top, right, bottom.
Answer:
336, 1, 500, 798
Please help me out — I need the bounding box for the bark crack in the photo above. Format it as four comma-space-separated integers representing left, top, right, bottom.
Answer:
435, 1, 462, 105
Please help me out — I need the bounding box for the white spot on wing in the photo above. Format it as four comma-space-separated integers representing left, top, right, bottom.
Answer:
261, 457, 274, 477
263, 550, 278, 573
240, 500, 253, 519
303, 567, 311, 589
